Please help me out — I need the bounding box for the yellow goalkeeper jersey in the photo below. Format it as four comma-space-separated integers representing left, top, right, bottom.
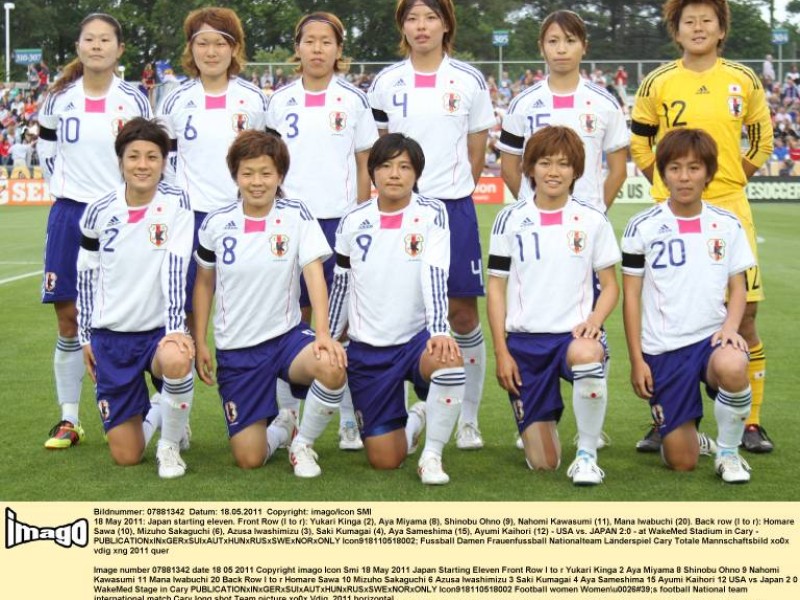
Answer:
631, 58, 773, 201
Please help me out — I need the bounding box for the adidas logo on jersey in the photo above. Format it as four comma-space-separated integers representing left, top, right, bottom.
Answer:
287, 98, 298, 106
532, 99, 546, 109
186, 100, 197, 108
358, 219, 373, 230
520, 217, 535, 228
393, 78, 406, 88
64, 102, 76, 111
697, 86, 710, 95
224, 220, 238, 231
107, 215, 121, 227
657, 224, 672, 234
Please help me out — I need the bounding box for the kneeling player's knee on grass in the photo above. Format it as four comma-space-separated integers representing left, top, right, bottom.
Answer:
109, 443, 144, 467
234, 450, 266, 470
662, 442, 698, 472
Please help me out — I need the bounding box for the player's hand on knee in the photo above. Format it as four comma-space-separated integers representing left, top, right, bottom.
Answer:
572, 319, 602, 339
426, 334, 460, 364
158, 332, 195, 360
495, 351, 522, 396
711, 326, 748, 352
83, 345, 97, 383
313, 335, 347, 369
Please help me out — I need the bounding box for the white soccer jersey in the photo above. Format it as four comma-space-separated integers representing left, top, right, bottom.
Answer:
157, 78, 269, 213
329, 194, 451, 346
76, 183, 193, 345
265, 77, 378, 218
38, 76, 152, 203
488, 197, 621, 334
621, 202, 755, 355
196, 198, 331, 350
498, 78, 629, 210
368, 56, 495, 200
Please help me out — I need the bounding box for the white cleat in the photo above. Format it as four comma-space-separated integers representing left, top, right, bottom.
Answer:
516, 435, 524, 450
339, 421, 363, 450
156, 444, 187, 479
456, 422, 484, 450
566, 451, 604, 486
715, 451, 751, 484
418, 453, 449, 485
289, 441, 322, 478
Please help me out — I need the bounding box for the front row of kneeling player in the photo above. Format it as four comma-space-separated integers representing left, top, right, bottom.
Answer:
76, 119, 753, 485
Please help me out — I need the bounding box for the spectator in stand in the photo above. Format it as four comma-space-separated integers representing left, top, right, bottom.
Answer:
789, 64, 800, 85
789, 137, 800, 161
9, 133, 33, 169
779, 159, 794, 176
772, 137, 788, 162
0, 134, 10, 166
782, 74, 799, 106
614, 65, 628, 103
38, 61, 50, 93
27, 64, 40, 90
141, 62, 156, 105
762, 54, 775, 86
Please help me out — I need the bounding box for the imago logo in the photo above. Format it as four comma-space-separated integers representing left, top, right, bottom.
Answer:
5, 508, 88, 549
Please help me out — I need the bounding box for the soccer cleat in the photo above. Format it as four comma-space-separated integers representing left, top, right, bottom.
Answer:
715, 451, 751, 484
516, 435, 524, 450
635, 424, 662, 453
418, 453, 449, 485
741, 424, 774, 454
339, 421, 363, 450
44, 420, 85, 449
456, 422, 484, 450
179, 422, 192, 452
273, 409, 298, 450
572, 431, 612, 450
156, 444, 187, 479
289, 442, 322, 478
566, 451, 604, 486
407, 402, 426, 455
697, 432, 717, 456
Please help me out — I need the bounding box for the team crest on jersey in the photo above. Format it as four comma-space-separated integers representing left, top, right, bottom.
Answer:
579, 113, 597, 134
727, 96, 743, 117
97, 400, 110, 422
232, 113, 250, 132
270, 234, 289, 257
44, 272, 57, 292
442, 92, 461, 113
513, 399, 524, 423
111, 118, 126, 136
329, 111, 347, 132
404, 233, 424, 257
149, 223, 168, 247
567, 230, 587, 254
707, 238, 726, 261
224, 401, 238, 424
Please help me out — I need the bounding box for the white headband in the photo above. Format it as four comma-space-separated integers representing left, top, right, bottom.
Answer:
191, 28, 235, 42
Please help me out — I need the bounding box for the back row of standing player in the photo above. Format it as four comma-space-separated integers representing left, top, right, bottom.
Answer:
39, 1, 773, 482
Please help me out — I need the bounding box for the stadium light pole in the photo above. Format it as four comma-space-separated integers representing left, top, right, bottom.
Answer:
4, 2, 13, 84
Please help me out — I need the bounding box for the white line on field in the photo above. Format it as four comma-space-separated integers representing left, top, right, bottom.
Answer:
0, 270, 40, 285
0, 261, 40, 265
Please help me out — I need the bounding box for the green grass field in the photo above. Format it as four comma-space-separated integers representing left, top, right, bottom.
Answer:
0, 203, 796, 502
